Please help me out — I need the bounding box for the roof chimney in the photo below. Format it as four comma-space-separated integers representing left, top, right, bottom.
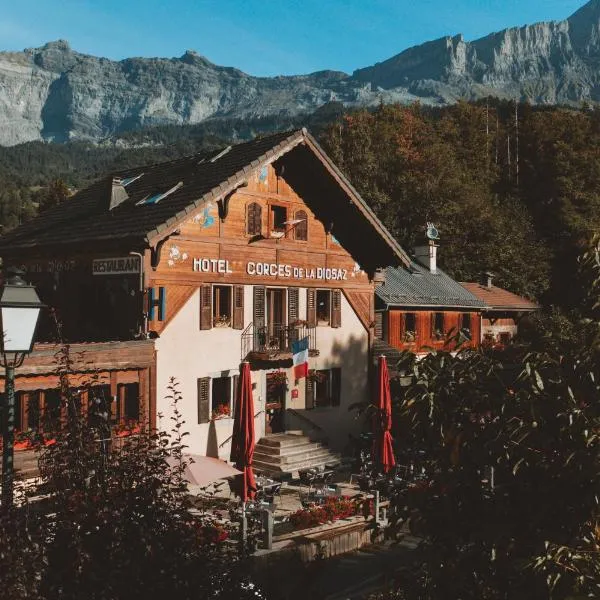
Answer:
109, 177, 129, 211
414, 240, 438, 273
480, 271, 494, 288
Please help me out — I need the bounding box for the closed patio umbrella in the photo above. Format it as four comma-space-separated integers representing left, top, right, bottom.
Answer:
230, 361, 257, 501
373, 355, 396, 474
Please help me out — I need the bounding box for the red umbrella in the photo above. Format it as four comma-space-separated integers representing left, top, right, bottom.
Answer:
230, 361, 257, 501
373, 355, 396, 474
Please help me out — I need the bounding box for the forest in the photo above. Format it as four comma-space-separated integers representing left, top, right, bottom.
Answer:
0, 99, 598, 311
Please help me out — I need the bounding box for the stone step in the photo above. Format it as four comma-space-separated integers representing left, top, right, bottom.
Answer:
253, 450, 341, 474
254, 446, 335, 465
254, 440, 324, 457
256, 434, 316, 449
254, 454, 341, 475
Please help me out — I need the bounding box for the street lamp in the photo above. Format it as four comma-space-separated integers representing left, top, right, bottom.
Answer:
0, 268, 43, 510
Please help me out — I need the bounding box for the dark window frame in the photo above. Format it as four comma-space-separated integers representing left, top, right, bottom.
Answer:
309, 368, 341, 408
212, 285, 233, 327
316, 289, 332, 326
432, 312, 445, 341
403, 312, 417, 343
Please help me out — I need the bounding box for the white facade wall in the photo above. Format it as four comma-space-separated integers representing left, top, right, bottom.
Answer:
155, 285, 368, 458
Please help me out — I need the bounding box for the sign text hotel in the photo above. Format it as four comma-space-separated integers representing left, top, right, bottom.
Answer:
193, 258, 348, 281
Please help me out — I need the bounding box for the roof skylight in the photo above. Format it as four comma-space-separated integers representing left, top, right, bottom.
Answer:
136, 181, 183, 206
120, 173, 144, 187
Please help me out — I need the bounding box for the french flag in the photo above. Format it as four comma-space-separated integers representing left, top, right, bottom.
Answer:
292, 336, 309, 379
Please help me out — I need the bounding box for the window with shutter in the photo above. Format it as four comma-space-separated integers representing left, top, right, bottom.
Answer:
294, 210, 308, 241
288, 288, 299, 324
197, 377, 210, 424
199, 285, 212, 330
307, 289, 316, 327
253, 286, 266, 327
233, 285, 244, 329
375, 312, 383, 339
331, 289, 342, 328
247, 202, 262, 236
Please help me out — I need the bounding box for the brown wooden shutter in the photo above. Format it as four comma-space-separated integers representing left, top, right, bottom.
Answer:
288, 288, 299, 323
197, 377, 210, 424
199, 285, 212, 330
253, 286, 266, 328
294, 210, 308, 241
331, 289, 342, 328
231, 374, 239, 416
307, 289, 316, 327
331, 368, 341, 406
233, 285, 244, 329
375, 312, 383, 339
305, 375, 314, 409
247, 202, 262, 236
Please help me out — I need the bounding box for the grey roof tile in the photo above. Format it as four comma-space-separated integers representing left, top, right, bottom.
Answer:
376, 262, 485, 309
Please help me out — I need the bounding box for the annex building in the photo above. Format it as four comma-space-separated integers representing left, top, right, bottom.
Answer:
0, 129, 410, 460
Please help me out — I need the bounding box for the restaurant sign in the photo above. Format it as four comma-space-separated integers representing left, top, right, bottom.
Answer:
93, 256, 140, 276
193, 258, 348, 281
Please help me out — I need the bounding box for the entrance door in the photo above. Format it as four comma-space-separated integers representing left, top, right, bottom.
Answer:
266, 288, 286, 350
265, 372, 286, 434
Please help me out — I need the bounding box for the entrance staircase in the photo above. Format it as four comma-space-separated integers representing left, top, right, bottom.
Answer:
253, 432, 341, 476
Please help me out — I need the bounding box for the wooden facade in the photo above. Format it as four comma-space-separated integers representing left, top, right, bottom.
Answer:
384, 309, 481, 353
0, 129, 410, 457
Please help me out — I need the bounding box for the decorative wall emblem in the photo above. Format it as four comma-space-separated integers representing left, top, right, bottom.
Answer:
351, 262, 362, 278
258, 165, 268, 184
167, 245, 189, 267
192, 201, 215, 229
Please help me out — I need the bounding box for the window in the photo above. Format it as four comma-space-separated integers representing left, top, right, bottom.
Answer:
460, 313, 472, 339
212, 377, 232, 419
308, 368, 341, 408
432, 312, 445, 340
403, 313, 416, 342
247, 202, 262, 236
316, 290, 331, 325
294, 210, 308, 241
270, 205, 287, 233
499, 332, 511, 344
213, 285, 232, 327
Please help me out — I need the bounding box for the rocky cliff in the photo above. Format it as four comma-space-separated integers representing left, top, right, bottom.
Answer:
2, 0, 600, 146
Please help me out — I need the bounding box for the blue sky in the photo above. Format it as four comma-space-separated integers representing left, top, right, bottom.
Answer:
2, 0, 586, 76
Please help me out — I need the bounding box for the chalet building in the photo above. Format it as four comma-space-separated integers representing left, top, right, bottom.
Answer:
375, 240, 485, 355
460, 273, 539, 345
0, 129, 410, 461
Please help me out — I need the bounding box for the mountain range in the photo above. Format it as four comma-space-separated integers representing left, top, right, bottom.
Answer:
1, 0, 600, 146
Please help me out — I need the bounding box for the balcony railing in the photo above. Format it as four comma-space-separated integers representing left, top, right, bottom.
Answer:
241, 322, 317, 360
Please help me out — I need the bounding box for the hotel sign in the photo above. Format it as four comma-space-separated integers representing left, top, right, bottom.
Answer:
93, 256, 140, 275
193, 258, 348, 281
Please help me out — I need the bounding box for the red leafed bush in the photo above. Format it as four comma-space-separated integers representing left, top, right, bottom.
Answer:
289, 496, 362, 530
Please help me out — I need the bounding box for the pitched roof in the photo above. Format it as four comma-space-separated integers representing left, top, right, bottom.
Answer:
376, 263, 485, 309
459, 282, 539, 311
0, 129, 411, 269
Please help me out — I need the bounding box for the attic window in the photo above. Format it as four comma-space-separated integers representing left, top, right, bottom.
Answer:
136, 181, 183, 206
120, 173, 144, 187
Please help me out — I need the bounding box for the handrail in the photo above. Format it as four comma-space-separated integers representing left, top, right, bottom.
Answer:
218, 410, 265, 448
287, 408, 325, 434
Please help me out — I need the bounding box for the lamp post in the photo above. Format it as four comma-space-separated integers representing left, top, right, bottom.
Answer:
0, 268, 43, 510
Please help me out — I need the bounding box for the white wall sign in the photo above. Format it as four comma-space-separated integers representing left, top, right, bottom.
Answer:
192, 257, 347, 281
93, 256, 140, 275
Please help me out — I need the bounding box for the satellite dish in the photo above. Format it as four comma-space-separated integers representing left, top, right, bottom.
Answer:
426, 222, 439, 240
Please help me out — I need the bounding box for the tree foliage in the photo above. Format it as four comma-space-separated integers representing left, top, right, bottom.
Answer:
0, 366, 261, 600
387, 237, 600, 599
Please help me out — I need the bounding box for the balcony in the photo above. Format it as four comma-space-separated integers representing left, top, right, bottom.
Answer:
241, 323, 318, 361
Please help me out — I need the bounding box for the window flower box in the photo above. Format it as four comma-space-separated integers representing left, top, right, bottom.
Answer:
211, 404, 231, 420
213, 315, 231, 328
